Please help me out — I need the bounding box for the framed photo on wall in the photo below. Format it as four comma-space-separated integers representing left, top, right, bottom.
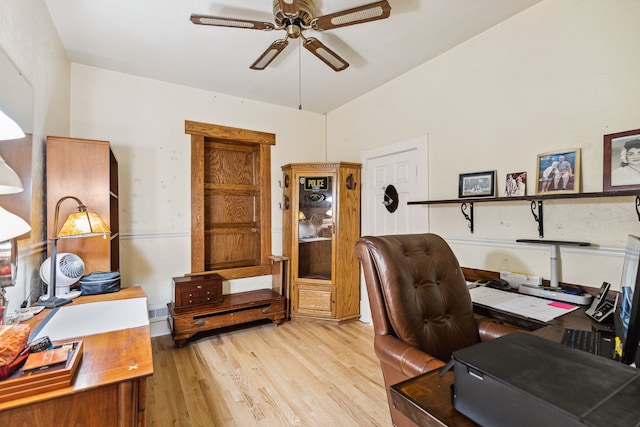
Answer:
505, 172, 526, 197
536, 149, 581, 195
603, 129, 640, 191
459, 171, 496, 198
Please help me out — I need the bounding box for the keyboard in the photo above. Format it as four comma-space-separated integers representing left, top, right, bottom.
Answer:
561, 329, 601, 355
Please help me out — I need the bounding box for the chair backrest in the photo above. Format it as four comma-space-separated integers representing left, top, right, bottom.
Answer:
355, 233, 480, 362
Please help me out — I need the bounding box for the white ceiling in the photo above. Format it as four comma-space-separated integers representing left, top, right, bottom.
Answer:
44, 0, 542, 114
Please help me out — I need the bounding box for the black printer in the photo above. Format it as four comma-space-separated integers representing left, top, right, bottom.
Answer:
451, 332, 640, 427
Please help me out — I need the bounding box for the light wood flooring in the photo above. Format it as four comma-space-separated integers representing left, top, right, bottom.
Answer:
146, 320, 392, 427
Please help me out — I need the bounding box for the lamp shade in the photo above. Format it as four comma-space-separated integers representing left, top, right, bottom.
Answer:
0, 205, 31, 241
0, 154, 23, 195
0, 109, 25, 141
57, 209, 110, 238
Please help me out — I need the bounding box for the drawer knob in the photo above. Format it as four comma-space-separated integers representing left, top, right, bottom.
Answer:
197, 285, 203, 289
262, 307, 271, 314
194, 320, 205, 326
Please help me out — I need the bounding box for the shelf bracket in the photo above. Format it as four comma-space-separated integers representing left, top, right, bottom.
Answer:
460, 202, 474, 233
530, 200, 544, 238
636, 196, 640, 221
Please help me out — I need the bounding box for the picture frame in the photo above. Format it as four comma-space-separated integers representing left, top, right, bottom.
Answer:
459, 171, 496, 198
505, 172, 526, 197
603, 129, 640, 192
536, 149, 581, 195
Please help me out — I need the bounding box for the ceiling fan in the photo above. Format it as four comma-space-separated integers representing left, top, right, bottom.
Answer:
190, 0, 392, 72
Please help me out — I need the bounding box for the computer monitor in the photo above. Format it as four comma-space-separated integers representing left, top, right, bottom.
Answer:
614, 234, 640, 365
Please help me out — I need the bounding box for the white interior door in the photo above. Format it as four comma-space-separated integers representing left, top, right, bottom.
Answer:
359, 135, 429, 323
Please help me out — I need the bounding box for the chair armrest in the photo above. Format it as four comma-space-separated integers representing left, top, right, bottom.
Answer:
374, 334, 446, 378
476, 318, 526, 341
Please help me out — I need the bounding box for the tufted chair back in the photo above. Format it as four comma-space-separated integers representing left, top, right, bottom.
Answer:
355, 233, 519, 427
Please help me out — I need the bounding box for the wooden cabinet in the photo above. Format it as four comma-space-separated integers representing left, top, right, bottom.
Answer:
282, 162, 361, 322
171, 275, 223, 313
46, 136, 119, 273
185, 121, 274, 278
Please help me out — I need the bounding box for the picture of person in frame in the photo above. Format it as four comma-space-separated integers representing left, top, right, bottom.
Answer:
611, 138, 640, 186
537, 150, 578, 193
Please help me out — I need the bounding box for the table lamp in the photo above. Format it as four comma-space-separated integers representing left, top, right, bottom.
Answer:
37, 196, 110, 308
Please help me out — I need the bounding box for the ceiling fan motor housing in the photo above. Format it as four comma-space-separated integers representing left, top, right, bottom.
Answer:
273, 0, 315, 27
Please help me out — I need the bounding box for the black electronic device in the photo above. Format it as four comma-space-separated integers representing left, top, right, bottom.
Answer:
486, 278, 510, 291
452, 333, 640, 427
28, 336, 53, 353
585, 281, 615, 322
613, 234, 640, 364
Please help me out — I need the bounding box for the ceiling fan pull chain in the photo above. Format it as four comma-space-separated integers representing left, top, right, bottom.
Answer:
298, 38, 303, 111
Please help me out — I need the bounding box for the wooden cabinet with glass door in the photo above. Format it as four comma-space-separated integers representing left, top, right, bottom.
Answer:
282, 162, 361, 322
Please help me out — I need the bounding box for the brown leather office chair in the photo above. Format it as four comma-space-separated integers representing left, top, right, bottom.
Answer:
355, 233, 520, 427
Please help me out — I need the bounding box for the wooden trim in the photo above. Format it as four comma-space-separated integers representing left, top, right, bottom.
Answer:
185, 120, 275, 145
259, 144, 271, 266
190, 135, 205, 272
281, 161, 362, 170
186, 264, 273, 280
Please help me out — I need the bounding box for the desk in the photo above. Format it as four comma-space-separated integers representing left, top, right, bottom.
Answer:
0, 287, 153, 427
390, 304, 600, 426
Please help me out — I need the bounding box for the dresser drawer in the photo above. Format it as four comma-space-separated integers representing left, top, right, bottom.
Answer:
172, 275, 223, 313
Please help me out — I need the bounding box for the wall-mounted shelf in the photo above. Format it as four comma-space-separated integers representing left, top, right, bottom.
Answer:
408, 190, 640, 238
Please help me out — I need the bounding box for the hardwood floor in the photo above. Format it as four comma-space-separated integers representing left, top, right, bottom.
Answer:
147, 320, 392, 427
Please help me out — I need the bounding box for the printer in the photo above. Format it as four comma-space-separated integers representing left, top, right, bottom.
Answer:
451, 332, 640, 427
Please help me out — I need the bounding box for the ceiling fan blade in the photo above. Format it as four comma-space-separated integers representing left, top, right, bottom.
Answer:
278, 0, 300, 17
303, 37, 349, 72
312, 1, 391, 31
250, 39, 289, 70
190, 14, 275, 31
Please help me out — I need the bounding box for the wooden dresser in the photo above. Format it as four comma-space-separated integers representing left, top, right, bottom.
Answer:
0, 287, 153, 427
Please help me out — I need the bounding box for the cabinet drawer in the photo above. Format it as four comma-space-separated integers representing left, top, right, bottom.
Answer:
173, 275, 223, 312
171, 302, 285, 335
293, 284, 335, 317
179, 288, 218, 305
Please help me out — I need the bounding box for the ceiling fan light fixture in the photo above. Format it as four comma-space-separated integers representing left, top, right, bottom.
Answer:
279, 0, 300, 17
192, 1, 390, 72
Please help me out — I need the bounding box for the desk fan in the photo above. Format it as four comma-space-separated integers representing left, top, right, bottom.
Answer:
39, 253, 84, 300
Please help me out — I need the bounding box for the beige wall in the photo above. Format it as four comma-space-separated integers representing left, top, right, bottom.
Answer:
69, 64, 327, 311
327, 0, 640, 291
0, 0, 70, 309
3, 0, 638, 327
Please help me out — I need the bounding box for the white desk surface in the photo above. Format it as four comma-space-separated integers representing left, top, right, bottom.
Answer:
33, 297, 149, 342
469, 286, 578, 322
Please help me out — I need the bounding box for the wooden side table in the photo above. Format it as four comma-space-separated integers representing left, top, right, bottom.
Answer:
391, 370, 477, 427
